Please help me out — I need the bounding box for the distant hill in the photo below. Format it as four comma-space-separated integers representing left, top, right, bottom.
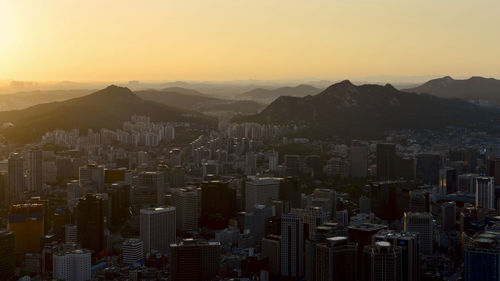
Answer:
0, 85, 214, 143
236, 80, 500, 139
0, 89, 94, 111
198, 100, 265, 115
240, 84, 322, 103
405, 76, 500, 106
135, 89, 224, 110
160, 87, 209, 96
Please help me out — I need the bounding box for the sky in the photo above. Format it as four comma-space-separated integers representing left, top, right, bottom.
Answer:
1, 0, 500, 82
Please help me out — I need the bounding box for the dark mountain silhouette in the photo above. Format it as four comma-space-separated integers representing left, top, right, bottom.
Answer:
0, 85, 214, 143
236, 80, 500, 139
240, 84, 322, 103
405, 76, 500, 106
160, 87, 208, 96
136, 89, 224, 110
199, 100, 265, 114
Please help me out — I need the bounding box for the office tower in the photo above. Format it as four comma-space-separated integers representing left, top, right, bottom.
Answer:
262, 235, 281, 277
201, 180, 237, 230
292, 206, 330, 239
65, 224, 78, 243
395, 155, 416, 180
0, 171, 8, 205
132, 171, 166, 205
305, 155, 322, 177
169, 148, 182, 166
441, 201, 456, 232
487, 157, 500, 186
106, 182, 131, 229
279, 177, 301, 208
416, 153, 441, 185
53, 249, 91, 281
476, 176, 495, 209
8, 153, 24, 203
170, 239, 221, 281
165, 125, 175, 142
79, 164, 105, 191
315, 236, 358, 281
409, 191, 429, 213
245, 177, 280, 212
8, 203, 45, 260
131, 185, 157, 214
140, 206, 176, 254
28, 150, 43, 192
458, 173, 479, 193
465, 231, 500, 281
104, 168, 125, 184
359, 196, 371, 214
350, 140, 369, 178
439, 167, 457, 194
170, 166, 185, 188
268, 151, 279, 171
122, 239, 144, 264
285, 155, 301, 177
348, 223, 387, 272
281, 213, 304, 279
363, 241, 402, 281
171, 187, 200, 232
0, 231, 15, 279
265, 216, 282, 236
404, 212, 433, 255
56, 157, 72, 180
312, 188, 337, 219
371, 181, 411, 222
245, 204, 274, 242
373, 230, 419, 281
376, 143, 396, 179
77, 194, 105, 254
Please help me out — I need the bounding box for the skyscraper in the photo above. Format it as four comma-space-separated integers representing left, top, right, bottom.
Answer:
350, 140, 369, 178
0, 231, 15, 279
416, 153, 441, 185
376, 143, 396, 180
404, 212, 433, 255
245, 177, 280, 212
170, 239, 221, 281
8, 203, 45, 261
201, 180, 236, 230
8, 153, 24, 203
476, 176, 495, 209
171, 187, 200, 233
315, 236, 358, 281
363, 241, 402, 281
262, 235, 281, 277
79, 164, 105, 191
28, 150, 43, 192
122, 239, 144, 264
465, 230, 500, 281
281, 213, 304, 279
279, 177, 301, 209
140, 206, 176, 254
77, 194, 105, 254
441, 201, 456, 232
53, 249, 91, 281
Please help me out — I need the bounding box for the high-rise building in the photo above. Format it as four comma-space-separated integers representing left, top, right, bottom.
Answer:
77, 194, 105, 254
104, 168, 126, 184
373, 230, 419, 281
476, 176, 495, 209
363, 241, 402, 281
376, 143, 396, 180
416, 153, 441, 185
170, 166, 185, 189
281, 213, 304, 279
201, 180, 236, 230
53, 249, 91, 281
439, 167, 457, 194
171, 187, 200, 232
359, 196, 371, 214
465, 230, 500, 281
350, 140, 369, 178
106, 182, 131, 229
441, 201, 456, 232
28, 150, 43, 192
279, 177, 301, 209
348, 223, 388, 272
262, 235, 281, 277
0, 231, 15, 279
132, 171, 165, 205
292, 206, 330, 239
409, 191, 429, 213
56, 157, 72, 180
140, 206, 176, 254
79, 164, 105, 191
315, 236, 358, 281
8, 153, 24, 203
65, 224, 78, 243
122, 239, 144, 264
312, 188, 337, 220
170, 239, 221, 281
245, 177, 280, 212
487, 157, 500, 186
404, 212, 433, 255
284, 155, 301, 177
458, 173, 479, 193
8, 203, 45, 260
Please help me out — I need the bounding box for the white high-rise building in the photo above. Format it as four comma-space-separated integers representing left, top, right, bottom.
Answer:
404, 212, 433, 255
140, 206, 176, 253
281, 213, 304, 279
122, 239, 144, 264
28, 150, 43, 192
476, 176, 495, 209
171, 187, 200, 232
245, 177, 280, 212
53, 249, 91, 281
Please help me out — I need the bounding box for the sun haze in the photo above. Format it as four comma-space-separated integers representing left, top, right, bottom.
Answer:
1, 0, 500, 82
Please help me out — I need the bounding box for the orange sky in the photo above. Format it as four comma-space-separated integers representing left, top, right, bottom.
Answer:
1, 0, 500, 82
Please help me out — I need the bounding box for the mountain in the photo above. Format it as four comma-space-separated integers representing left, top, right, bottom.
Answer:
160, 87, 209, 96
404, 76, 500, 106
0, 85, 214, 143
135, 89, 224, 110
236, 80, 500, 139
198, 100, 265, 115
0, 89, 94, 111
239, 84, 322, 103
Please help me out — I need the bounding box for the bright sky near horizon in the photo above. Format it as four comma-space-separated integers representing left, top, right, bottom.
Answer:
1, 0, 500, 82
